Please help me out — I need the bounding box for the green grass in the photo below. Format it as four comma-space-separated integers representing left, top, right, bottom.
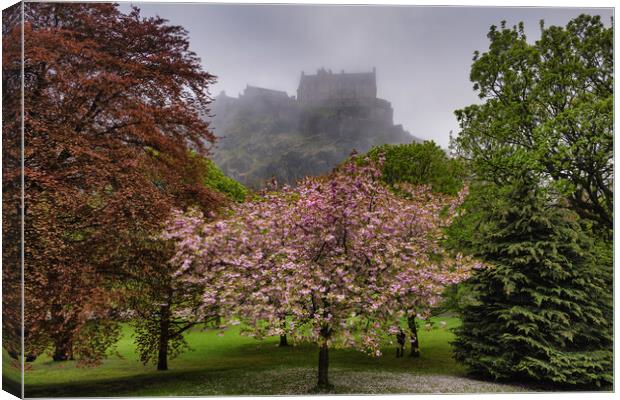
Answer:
7, 317, 532, 397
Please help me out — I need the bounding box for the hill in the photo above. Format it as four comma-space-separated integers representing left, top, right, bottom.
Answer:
208, 69, 419, 188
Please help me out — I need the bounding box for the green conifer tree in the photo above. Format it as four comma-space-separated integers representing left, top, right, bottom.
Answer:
452, 178, 612, 387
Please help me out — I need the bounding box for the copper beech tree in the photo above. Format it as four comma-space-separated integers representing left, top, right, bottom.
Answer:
2, 3, 223, 363
2, 3, 24, 365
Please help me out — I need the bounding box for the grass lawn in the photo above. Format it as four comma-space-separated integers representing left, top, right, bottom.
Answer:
5, 317, 534, 397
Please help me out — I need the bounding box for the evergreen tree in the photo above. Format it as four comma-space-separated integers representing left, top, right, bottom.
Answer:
452, 178, 612, 387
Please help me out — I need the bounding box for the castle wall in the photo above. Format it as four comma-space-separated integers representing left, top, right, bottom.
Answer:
242, 85, 290, 101
297, 69, 377, 104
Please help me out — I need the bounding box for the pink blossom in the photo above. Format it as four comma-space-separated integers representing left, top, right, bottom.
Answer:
163, 158, 481, 357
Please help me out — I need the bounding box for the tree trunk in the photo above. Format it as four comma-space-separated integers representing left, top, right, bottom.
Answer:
317, 342, 330, 388
408, 315, 420, 357
50, 303, 74, 362
279, 334, 288, 347
52, 335, 73, 361
157, 304, 170, 371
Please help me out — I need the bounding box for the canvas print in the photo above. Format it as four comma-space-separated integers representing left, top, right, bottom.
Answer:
1, 1, 614, 397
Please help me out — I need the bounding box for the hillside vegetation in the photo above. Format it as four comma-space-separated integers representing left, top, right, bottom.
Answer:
210, 93, 416, 188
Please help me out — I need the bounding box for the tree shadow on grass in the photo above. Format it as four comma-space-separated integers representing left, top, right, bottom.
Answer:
25, 367, 240, 398
23, 344, 314, 397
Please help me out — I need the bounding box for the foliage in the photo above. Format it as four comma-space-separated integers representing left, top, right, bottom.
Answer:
71, 319, 123, 366
165, 159, 478, 387
453, 15, 613, 234
365, 141, 467, 195
449, 14, 613, 387
131, 311, 190, 367
4, 3, 222, 364
451, 177, 613, 387
125, 237, 220, 370
199, 158, 248, 202
363, 141, 469, 326
2, 3, 25, 364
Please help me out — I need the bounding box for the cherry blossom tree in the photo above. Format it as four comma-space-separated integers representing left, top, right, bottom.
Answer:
166, 159, 478, 389
387, 182, 472, 357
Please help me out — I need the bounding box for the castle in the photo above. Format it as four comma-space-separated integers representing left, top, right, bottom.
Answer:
216, 68, 396, 127
297, 68, 377, 104
209, 68, 414, 187
240, 85, 291, 103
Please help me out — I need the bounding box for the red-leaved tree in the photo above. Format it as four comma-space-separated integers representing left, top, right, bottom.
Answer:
2, 3, 223, 363
3, 3, 26, 368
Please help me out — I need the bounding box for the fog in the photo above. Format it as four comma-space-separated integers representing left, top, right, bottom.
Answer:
124, 3, 612, 148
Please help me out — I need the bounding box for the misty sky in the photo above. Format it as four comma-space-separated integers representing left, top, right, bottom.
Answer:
123, 3, 612, 148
